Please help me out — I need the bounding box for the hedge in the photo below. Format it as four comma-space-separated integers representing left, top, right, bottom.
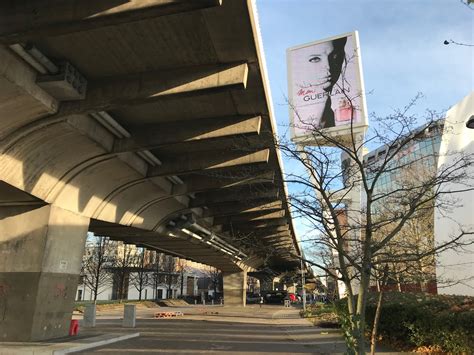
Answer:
336, 293, 474, 353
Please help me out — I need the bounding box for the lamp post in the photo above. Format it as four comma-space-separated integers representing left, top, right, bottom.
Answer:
300, 257, 306, 312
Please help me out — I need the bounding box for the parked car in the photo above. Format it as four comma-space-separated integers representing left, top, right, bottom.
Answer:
246, 293, 261, 304
264, 291, 287, 304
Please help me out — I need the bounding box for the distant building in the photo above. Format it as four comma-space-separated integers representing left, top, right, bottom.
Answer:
361, 121, 443, 294
76, 237, 214, 301
335, 93, 474, 297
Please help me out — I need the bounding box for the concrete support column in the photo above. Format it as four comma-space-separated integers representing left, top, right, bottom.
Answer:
273, 278, 284, 291
259, 279, 274, 292
222, 271, 247, 307
0, 204, 89, 341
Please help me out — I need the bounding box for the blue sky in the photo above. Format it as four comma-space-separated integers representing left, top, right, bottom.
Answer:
256, 0, 473, 257
257, 0, 473, 128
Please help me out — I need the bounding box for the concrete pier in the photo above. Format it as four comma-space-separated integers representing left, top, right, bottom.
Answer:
222, 271, 247, 307
0, 204, 89, 341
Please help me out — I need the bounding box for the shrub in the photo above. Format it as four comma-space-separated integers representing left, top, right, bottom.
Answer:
337, 292, 474, 353
405, 311, 474, 353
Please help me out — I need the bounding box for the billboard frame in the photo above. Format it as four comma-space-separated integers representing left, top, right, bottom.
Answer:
287, 31, 369, 146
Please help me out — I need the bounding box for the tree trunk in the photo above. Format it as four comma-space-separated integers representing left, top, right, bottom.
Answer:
370, 288, 384, 355
93, 275, 99, 301
370, 265, 388, 355
354, 269, 371, 354
138, 275, 143, 301
168, 275, 172, 298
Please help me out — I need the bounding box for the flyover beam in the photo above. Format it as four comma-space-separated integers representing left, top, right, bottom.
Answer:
58, 62, 248, 116
113, 115, 262, 153
220, 218, 289, 230
150, 131, 276, 155
228, 225, 290, 234
173, 171, 275, 195
148, 149, 269, 177
221, 224, 290, 235
0, 0, 222, 44
213, 210, 286, 225
202, 200, 282, 217
190, 187, 279, 207
258, 232, 292, 240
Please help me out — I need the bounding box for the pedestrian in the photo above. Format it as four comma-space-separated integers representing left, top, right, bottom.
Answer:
259, 295, 264, 308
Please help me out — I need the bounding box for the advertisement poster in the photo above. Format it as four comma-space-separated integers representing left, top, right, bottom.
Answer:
287, 32, 367, 142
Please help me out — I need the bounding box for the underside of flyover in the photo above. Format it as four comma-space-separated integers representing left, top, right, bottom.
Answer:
0, 0, 302, 341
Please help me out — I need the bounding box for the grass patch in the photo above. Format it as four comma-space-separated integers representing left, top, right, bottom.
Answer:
74, 300, 158, 313
301, 302, 340, 328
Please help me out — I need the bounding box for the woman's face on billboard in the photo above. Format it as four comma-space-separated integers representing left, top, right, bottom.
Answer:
307, 40, 345, 91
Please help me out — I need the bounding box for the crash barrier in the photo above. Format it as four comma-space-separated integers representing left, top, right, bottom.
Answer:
154, 311, 184, 318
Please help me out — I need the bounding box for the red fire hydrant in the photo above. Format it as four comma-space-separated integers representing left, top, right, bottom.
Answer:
69, 319, 79, 336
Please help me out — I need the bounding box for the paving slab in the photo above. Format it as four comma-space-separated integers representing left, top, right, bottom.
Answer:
0, 332, 140, 355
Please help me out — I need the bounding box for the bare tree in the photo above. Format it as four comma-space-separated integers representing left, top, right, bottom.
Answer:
81, 234, 115, 301
130, 248, 151, 301
110, 243, 136, 302
279, 93, 474, 353
206, 266, 221, 297
162, 255, 178, 299
375, 206, 437, 293
148, 251, 163, 301
176, 258, 187, 297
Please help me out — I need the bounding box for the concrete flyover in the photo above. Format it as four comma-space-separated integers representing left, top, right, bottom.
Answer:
0, 0, 302, 341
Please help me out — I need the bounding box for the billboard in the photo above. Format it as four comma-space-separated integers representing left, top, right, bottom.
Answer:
287, 31, 368, 143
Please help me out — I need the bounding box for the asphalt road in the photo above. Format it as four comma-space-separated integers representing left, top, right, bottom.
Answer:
76, 305, 347, 354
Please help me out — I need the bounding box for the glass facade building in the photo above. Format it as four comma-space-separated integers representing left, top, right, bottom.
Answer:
340, 122, 444, 294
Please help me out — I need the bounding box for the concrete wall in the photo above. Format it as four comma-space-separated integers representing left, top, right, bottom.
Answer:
435, 92, 474, 296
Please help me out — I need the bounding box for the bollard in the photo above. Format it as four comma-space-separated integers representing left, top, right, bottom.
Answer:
69, 319, 79, 336
211, 300, 214, 305
202, 299, 205, 306
83, 304, 96, 327
194, 299, 197, 305
123, 304, 136, 328
220, 298, 223, 305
